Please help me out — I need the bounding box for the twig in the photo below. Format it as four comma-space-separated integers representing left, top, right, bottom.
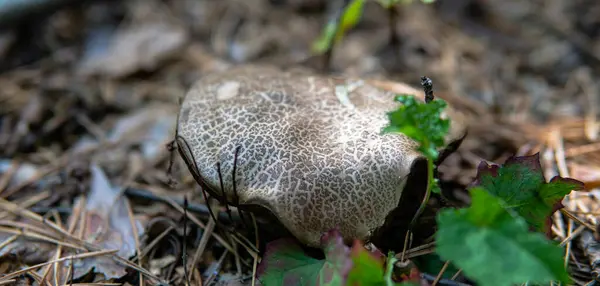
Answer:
0, 160, 19, 194
0, 225, 83, 250
251, 213, 260, 286
0, 249, 119, 282
130, 183, 239, 254
125, 198, 144, 286
560, 225, 586, 247
189, 205, 217, 275
561, 209, 595, 231
433, 261, 451, 286
0, 234, 18, 251
451, 269, 463, 280
183, 196, 190, 286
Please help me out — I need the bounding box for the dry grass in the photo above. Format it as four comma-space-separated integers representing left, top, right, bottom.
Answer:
0, 0, 599, 285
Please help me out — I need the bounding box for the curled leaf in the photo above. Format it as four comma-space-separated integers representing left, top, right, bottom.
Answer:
470, 153, 584, 236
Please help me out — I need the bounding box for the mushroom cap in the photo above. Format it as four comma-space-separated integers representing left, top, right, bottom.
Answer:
176, 65, 466, 247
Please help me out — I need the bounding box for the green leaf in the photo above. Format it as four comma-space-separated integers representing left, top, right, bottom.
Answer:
346, 240, 386, 286
471, 153, 584, 235
256, 229, 353, 286
311, 0, 365, 55
311, 21, 338, 54
338, 0, 365, 39
346, 244, 418, 286
436, 187, 571, 286
382, 95, 450, 161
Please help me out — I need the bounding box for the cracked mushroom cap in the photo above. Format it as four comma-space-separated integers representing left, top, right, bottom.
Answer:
176, 65, 467, 248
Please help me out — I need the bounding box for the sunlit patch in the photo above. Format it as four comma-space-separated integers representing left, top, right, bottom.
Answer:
216, 81, 240, 100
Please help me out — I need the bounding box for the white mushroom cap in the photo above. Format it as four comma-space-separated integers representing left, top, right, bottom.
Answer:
176, 65, 467, 247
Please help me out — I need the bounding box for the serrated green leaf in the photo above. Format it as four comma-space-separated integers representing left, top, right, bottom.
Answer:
540, 176, 585, 206
382, 95, 450, 161
436, 187, 571, 286
471, 153, 584, 234
256, 229, 352, 286
256, 238, 322, 285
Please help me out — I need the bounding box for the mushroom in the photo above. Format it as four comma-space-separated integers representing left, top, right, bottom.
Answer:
175, 65, 468, 248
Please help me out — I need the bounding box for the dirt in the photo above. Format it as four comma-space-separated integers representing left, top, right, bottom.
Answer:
0, 0, 599, 285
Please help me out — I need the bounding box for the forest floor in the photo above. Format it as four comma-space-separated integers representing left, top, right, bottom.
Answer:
0, 0, 599, 285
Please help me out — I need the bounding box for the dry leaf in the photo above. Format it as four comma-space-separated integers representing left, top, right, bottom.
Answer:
78, 22, 188, 78
66, 164, 145, 279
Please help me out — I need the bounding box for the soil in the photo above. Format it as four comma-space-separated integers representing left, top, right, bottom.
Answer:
0, 0, 599, 285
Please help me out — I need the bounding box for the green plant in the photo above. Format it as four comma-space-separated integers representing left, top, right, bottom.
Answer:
256, 229, 419, 285
312, 0, 366, 55
436, 187, 571, 286
311, 0, 437, 67
381, 78, 584, 286
381, 76, 447, 231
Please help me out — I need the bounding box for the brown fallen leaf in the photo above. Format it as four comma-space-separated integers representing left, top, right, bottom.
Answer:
106, 104, 177, 163
72, 104, 177, 176
77, 22, 188, 78
65, 164, 146, 280
569, 162, 600, 191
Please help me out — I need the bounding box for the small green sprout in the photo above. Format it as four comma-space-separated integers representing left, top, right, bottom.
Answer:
312, 0, 366, 55
382, 76, 449, 231
311, 0, 437, 56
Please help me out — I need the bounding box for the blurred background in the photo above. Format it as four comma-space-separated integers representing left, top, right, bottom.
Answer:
0, 0, 599, 285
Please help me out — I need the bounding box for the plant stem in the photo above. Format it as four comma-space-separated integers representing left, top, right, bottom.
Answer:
384, 253, 397, 286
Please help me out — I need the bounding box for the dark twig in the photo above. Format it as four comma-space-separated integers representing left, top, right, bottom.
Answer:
175, 135, 222, 227
166, 140, 178, 189
199, 184, 221, 233
217, 162, 234, 224
182, 196, 190, 286
421, 76, 434, 103
232, 145, 250, 231
69, 256, 73, 286
175, 135, 260, 254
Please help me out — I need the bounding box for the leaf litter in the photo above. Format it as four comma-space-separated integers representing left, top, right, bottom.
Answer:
62, 164, 145, 279
0, 0, 600, 285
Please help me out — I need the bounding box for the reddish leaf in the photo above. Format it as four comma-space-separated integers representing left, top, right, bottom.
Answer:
470, 153, 584, 236
256, 229, 352, 286
346, 240, 386, 286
